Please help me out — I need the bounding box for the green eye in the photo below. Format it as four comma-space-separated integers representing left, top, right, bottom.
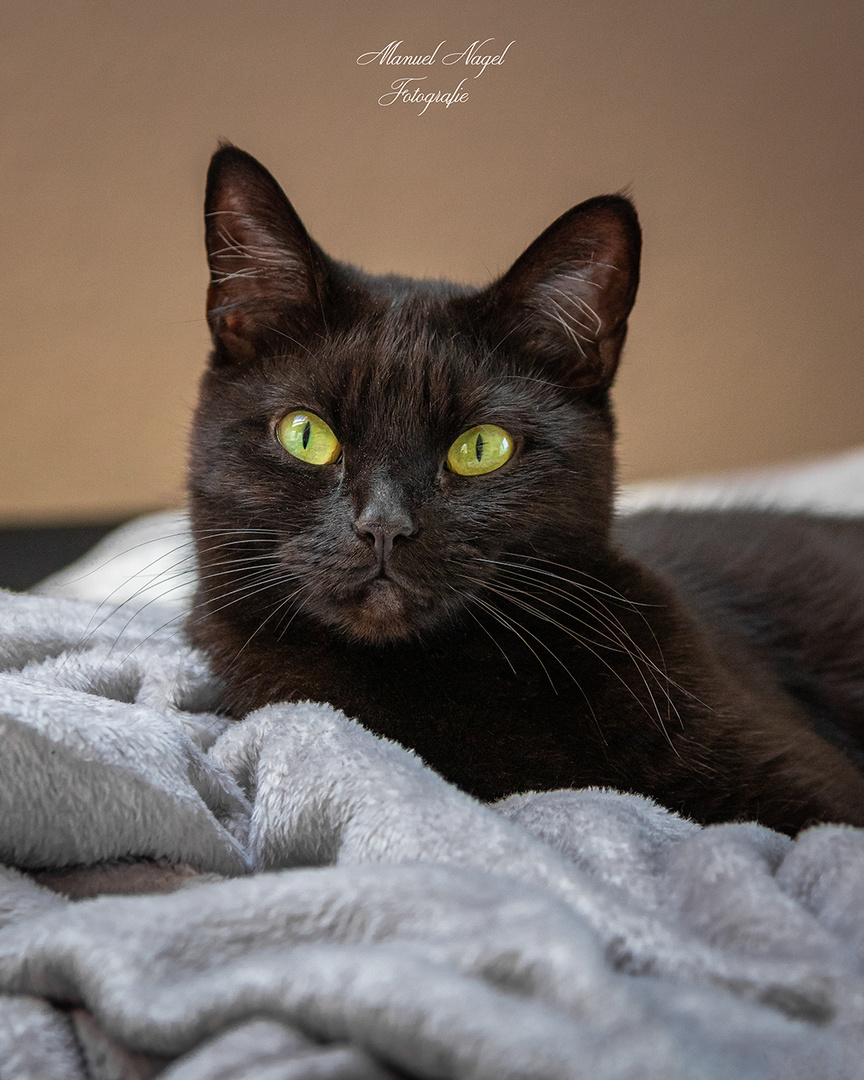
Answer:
277, 411, 341, 465
447, 424, 514, 476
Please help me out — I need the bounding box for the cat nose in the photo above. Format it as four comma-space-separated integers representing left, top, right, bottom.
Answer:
354, 481, 416, 563
354, 513, 416, 563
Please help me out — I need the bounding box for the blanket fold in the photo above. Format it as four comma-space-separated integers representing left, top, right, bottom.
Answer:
1, 586, 864, 1078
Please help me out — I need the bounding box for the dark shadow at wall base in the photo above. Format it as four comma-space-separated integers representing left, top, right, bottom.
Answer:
0, 520, 135, 591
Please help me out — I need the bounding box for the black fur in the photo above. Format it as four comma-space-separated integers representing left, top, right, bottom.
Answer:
188, 146, 864, 835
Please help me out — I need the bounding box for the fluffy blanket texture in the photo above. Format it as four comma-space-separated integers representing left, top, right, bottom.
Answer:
1, 450, 863, 1079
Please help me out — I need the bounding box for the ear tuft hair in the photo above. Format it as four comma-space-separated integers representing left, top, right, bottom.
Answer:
204, 146, 328, 364
489, 195, 641, 389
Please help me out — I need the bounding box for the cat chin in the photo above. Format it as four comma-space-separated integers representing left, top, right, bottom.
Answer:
321, 579, 437, 645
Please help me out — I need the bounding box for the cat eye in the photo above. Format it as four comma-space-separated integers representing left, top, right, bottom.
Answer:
276, 411, 341, 465
446, 424, 514, 476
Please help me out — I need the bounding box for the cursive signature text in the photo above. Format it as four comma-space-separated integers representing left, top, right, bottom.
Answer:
378, 78, 469, 115
357, 38, 514, 78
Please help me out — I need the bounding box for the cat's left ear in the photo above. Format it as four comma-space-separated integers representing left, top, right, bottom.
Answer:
486, 195, 641, 390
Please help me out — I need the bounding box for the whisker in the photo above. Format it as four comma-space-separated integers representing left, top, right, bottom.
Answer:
55, 553, 206, 676
482, 570, 642, 655
465, 574, 675, 748
92, 559, 289, 671
463, 591, 605, 739
454, 591, 519, 677
489, 563, 681, 693
220, 581, 314, 676
275, 583, 314, 639
487, 559, 701, 714
100, 563, 304, 683
463, 592, 557, 693
477, 555, 656, 607
482, 555, 693, 695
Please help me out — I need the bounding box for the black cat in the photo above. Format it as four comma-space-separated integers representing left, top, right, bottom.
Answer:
188, 144, 864, 835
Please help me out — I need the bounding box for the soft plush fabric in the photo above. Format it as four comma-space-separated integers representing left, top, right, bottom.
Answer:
2, 448, 863, 1078
0, 588, 863, 1078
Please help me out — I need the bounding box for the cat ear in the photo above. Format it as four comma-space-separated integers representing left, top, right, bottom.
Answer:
488, 195, 641, 390
204, 145, 328, 364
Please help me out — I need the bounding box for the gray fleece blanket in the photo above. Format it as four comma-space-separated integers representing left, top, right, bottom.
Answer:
2, 590, 864, 1080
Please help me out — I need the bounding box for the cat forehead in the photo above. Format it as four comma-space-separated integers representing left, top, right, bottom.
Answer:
227, 292, 575, 430
261, 310, 526, 404
278, 340, 552, 424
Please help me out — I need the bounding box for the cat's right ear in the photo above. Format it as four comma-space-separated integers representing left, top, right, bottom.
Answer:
204, 145, 327, 364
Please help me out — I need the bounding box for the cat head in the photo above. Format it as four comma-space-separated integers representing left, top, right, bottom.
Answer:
189, 145, 641, 644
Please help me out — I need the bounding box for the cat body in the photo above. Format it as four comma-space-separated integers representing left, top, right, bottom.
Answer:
189, 146, 864, 835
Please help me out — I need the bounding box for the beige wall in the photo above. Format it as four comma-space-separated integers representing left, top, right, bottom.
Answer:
1, 0, 862, 523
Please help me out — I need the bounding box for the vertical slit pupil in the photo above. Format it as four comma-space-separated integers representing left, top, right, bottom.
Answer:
302, 421, 311, 450
475, 432, 484, 462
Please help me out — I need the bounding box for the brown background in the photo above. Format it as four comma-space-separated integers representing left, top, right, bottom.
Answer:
1, 0, 862, 523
